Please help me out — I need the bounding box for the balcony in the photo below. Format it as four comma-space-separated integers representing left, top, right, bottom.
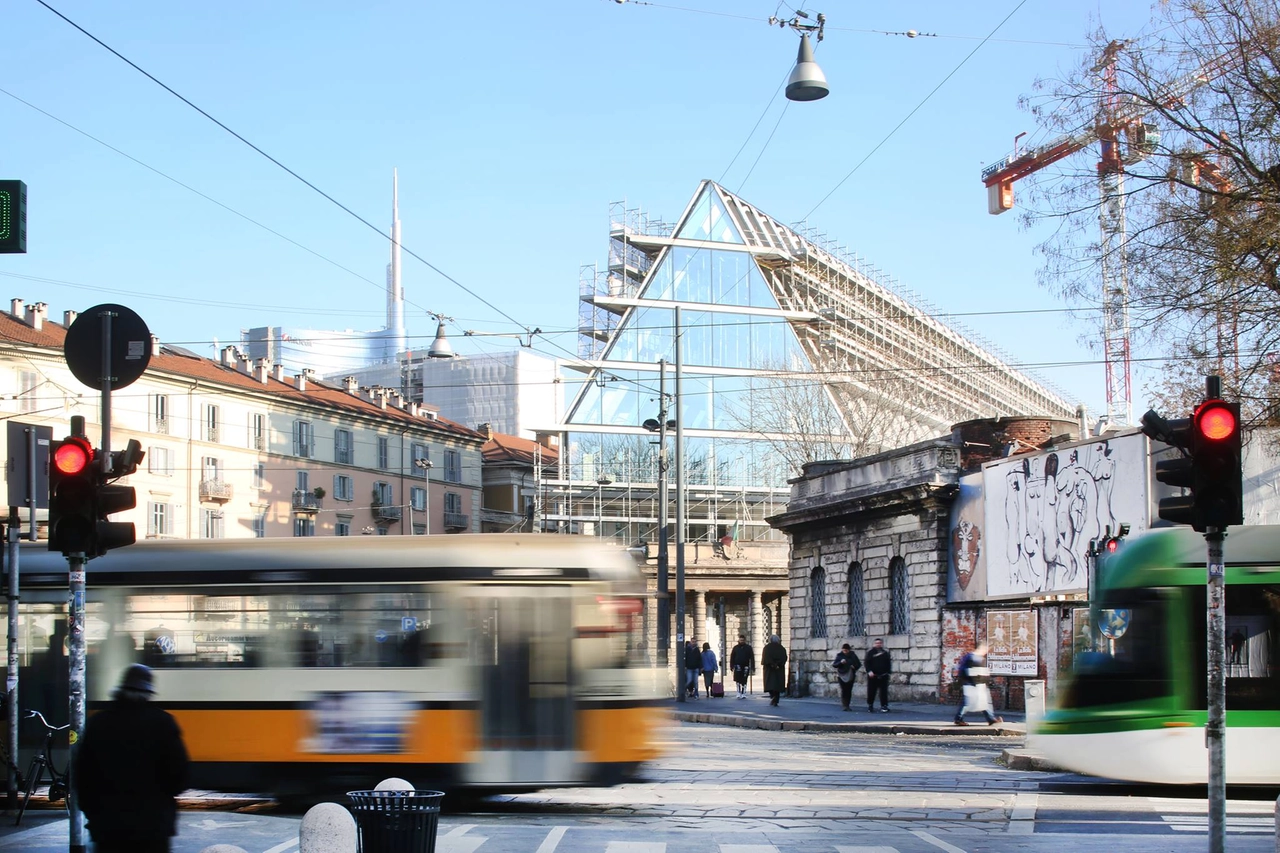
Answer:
443, 512, 469, 530
292, 490, 321, 513
373, 504, 402, 523
199, 479, 233, 502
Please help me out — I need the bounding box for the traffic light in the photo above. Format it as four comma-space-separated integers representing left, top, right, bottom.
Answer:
94, 439, 143, 555
1141, 397, 1244, 532
1191, 398, 1242, 529
0, 180, 27, 255
48, 436, 96, 554
1140, 408, 1198, 527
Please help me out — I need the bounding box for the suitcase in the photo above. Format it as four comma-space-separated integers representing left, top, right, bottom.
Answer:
710, 681, 725, 698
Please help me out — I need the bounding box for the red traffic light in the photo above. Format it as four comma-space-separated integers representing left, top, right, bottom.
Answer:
1196, 401, 1237, 441
52, 439, 92, 475
1105, 538, 1119, 553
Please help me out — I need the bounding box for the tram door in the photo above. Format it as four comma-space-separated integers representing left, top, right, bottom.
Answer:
465, 588, 578, 785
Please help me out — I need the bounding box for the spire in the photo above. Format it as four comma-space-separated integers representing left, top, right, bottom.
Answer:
384, 168, 406, 360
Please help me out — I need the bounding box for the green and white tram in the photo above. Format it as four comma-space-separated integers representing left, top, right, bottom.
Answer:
1030, 525, 1279, 784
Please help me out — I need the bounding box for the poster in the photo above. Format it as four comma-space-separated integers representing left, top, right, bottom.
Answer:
947, 472, 986, 602
983, 434, 1148, 598
987, 610, 1037, 676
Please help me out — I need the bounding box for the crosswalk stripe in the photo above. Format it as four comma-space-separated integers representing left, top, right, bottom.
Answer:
721, 845, 780, 853
834, 847, 900, 853
261, 840, 299, 853
909, 830, 968, 853
606, 843, 665, 853
536, 826, 569, 853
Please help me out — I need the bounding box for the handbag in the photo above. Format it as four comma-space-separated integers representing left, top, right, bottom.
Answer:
710, 681, 725, 697
961, 683, 992, 714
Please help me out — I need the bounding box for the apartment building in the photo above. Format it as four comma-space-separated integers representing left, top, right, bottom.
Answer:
0, 301, 484, 539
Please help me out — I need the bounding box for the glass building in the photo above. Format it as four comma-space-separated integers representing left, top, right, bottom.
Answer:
546, 181, 1074, 547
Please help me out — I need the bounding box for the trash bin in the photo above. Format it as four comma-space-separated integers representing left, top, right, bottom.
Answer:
347, 789, 445, 853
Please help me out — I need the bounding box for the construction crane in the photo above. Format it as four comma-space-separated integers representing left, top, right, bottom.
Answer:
980, 40, 1233, 426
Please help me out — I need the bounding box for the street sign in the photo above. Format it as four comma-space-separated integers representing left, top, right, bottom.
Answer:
63, 304, 151, 390
6, 422, 51, 509
0, 180, 26, 254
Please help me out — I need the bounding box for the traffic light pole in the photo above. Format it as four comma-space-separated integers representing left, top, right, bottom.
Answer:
1206, 528, 1226, 853
66, 552, 87, 853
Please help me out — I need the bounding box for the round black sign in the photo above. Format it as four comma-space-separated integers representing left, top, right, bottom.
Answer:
63, 304, 152, 390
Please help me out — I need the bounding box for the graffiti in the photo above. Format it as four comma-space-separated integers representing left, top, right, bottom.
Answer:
986, 435, 1145, 597
951, 519, 981, 591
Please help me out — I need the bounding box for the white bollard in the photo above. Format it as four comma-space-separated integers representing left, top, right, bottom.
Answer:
300, 801, 358, 853
200, 847, 249, 853
375, 777, 415, 791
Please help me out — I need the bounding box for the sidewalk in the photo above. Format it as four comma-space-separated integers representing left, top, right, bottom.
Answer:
668, 691, 1026, 736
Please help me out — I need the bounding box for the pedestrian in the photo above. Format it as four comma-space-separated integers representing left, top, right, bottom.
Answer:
833, 642, 861, 711
684, 639, 702, 699
953, 642, 1003, 726
762, 634, 787, 706
74, 663, 189, 853
700, 642, 718, 697
729, 634, 754, 699
865, 638, 892, 712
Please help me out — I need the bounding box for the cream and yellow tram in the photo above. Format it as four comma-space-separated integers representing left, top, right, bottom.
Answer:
17, 535, 665, 796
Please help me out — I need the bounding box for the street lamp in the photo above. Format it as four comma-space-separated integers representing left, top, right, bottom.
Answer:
427, 312, 455, 359
770, 11, 828, 102
642, 359, 676, 671
415, 457, 434, 534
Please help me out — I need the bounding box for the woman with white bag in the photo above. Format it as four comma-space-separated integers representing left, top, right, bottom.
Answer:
953, 642, 1003, 726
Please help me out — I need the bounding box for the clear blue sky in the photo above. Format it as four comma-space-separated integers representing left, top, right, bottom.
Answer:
2, 0, 1158, 422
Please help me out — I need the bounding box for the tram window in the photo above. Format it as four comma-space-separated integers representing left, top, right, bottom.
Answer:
1224, 584, 1278, 711
119, 588, 458, 669
1059, 592, 1171, 709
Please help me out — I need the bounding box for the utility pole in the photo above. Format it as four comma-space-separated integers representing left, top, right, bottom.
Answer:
655, 361, 669, 670
674, 307, 686, 704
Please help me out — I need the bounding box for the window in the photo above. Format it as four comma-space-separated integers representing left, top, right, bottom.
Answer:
201, 509, 224, 539
410, 487, 426, 511
296, 470, 310, 493
334, 428, 353, 465
810, 566, 827, 638
294, 420, 313, 458
147, 502, 172, 537
444, 449, 461, 483
374, 481, 393, 506
204, 404, 220, 443
444, 492, 462, 514
202, 456, 221, 481
152, 394, 169, 433
848, 562, 866, 637
335, 517, 352, 537
148, 446, 174, 476
253, 463, 265, 491
411, 444, 430, 476
250, 413, 266, 450
377, 437, 390, 470
17, 371, 37, 414
334, 474, 353, 502
294, 517, 315, 537
889, 557, 910, 635
252, 511, 266, 538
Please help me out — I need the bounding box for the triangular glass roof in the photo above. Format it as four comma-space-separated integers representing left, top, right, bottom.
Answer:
676, 185, 742, 243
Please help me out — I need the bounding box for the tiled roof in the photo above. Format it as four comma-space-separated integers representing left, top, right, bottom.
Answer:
0, 307, 483, 443
482, 432, 560, 465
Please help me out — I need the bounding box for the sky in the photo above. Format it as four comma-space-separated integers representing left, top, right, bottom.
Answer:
1, 0, 1162, 425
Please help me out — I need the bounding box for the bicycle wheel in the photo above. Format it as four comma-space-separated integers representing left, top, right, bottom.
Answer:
14, 757, 42, 827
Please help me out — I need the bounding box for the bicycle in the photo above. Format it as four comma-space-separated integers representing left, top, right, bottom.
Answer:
14, 709, 70, 826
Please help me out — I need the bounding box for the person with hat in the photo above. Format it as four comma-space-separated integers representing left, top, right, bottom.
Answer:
74, 663, 189, 853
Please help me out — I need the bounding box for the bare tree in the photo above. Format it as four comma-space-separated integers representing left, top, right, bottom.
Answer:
1019, 0, 1280, 424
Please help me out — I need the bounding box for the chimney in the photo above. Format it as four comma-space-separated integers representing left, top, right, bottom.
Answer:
254, 359, 270, 383
220, 346, 237, 367
10, 298, 22, 318
272, 364, 285, 381
343, 376, 359, 394
63, 310, 78, 328
477, 422, 494, 440
150, 335, 161, 357
293, 373, 307, 392
24, 303, 44, 332
239, 354, 252, 374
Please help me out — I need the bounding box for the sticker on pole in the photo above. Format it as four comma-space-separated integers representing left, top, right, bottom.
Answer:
1209, 562, 1225, 579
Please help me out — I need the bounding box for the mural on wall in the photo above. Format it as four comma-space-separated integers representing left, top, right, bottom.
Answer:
984, 433, 1148, 597
947, 472, 987, 602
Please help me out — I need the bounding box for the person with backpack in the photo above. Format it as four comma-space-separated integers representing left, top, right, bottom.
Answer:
700, 642, 719, 697
832, 643, 861, 711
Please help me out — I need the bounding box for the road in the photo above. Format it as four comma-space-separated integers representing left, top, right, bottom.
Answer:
2, 724, 1276, 852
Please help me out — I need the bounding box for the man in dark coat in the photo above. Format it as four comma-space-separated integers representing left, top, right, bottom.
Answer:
833, 643, 861, 711
761, 634, 787, 706
683, 639, 702, 699
729, 634, 755, 699
954, 641, 1002, 726
865, 638, 892, 712
74, 664, 189, 853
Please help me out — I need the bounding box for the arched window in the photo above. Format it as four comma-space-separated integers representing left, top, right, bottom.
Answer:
762, 603, 774, 640
810, 566, 827, 638
889, 557, 910, 635
847, 561, 865, 637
